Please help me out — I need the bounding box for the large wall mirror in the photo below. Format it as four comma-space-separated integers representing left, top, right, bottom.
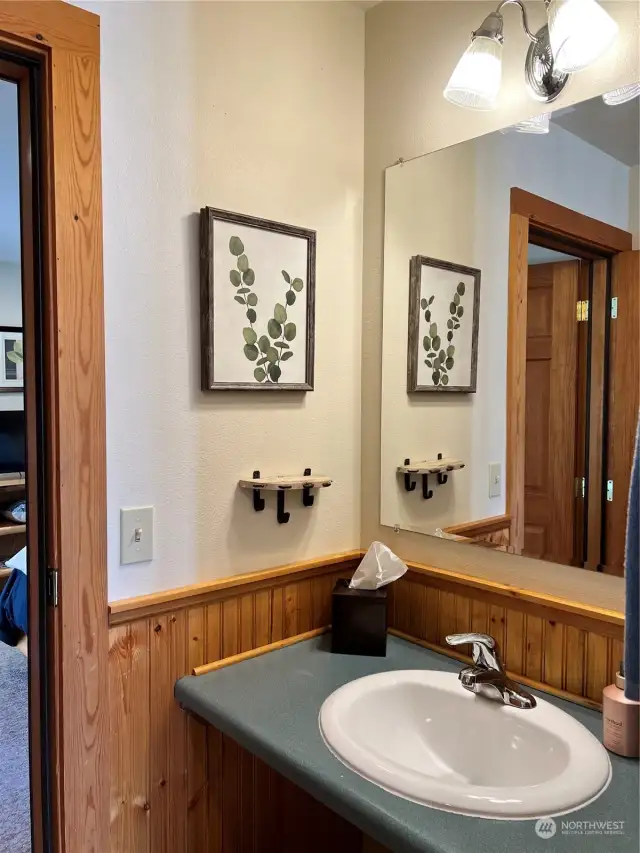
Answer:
381, 88, 639, 577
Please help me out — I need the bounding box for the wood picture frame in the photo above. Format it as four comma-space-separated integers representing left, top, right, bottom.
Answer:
200, 207, 316, 391
407, 255, 481, 393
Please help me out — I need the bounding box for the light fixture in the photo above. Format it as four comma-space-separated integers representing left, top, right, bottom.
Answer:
547, 0, 619, 74
444, 0, 619, 111
603, 83, 640, 106
443, 13, 504, 110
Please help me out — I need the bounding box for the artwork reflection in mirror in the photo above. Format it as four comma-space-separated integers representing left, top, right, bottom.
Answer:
381, 91, 639, 576
407, 256, 481, 393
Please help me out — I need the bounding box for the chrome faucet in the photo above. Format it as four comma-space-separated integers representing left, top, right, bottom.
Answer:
446, 632, 537, 710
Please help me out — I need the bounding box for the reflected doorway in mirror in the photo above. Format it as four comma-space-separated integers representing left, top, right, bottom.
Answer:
407, 256, 481, 393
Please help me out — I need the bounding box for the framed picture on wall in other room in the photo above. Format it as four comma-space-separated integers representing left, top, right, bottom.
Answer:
200, 207, 316, 391
0, 327, 23, 392
407, 255, 481, 393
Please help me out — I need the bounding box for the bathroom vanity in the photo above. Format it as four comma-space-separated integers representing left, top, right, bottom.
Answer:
176, 635, 639, 853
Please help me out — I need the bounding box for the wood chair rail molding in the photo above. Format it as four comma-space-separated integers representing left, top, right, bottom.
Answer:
443, 514, 511, 538
109, 548, 623, 631
108, 550, 363, 625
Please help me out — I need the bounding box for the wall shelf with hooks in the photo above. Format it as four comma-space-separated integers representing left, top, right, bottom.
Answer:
238, 469, 332, 524
398, 455, 464, 500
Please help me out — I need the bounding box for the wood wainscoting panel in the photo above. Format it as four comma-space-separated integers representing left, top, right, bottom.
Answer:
107, 553, 383, 853
108, 551, 621, 853
390, 572, 623, 709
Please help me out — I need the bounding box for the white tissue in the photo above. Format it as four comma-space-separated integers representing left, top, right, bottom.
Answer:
349, 541, 408, 590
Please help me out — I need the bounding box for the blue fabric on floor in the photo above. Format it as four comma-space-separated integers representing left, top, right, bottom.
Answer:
624, 416, 640, 701
0, 568, 28, 647
0, 641, 30, 853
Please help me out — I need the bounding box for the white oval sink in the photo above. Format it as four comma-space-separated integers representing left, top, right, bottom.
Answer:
319, 670, 611, 820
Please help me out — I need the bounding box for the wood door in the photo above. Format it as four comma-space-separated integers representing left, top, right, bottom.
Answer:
604, 250, 640, 576
524, 261, 580, 563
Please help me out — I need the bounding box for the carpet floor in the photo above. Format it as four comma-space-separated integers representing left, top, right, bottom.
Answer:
0, 640, 31, 853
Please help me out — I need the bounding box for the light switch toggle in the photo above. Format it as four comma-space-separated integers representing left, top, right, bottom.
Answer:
121, 507, 154, 565
489, 463, 502, 498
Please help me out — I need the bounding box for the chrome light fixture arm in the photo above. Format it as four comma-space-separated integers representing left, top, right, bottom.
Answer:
494, 0, 539, 44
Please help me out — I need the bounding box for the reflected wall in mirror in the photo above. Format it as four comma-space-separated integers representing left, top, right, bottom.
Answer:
381, 90, 639, 577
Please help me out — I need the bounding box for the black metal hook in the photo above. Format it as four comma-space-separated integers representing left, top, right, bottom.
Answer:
436, 453, 448, 485
277, 488, 291, 524
403, 458, 416, 492
422, 474, 433, 500
252, 470, 265, 512
302, 467, 314, 507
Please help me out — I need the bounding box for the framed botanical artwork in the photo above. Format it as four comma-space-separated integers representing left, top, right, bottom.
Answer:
0, 327, 23, 392
407, 255, 481, 393
200, 207, 316, 391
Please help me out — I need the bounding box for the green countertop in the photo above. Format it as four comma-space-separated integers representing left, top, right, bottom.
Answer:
175, 635, 639, 853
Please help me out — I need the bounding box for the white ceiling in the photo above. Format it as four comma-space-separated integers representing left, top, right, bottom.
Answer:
0, 79, 20, 264
552, 94, 640, 168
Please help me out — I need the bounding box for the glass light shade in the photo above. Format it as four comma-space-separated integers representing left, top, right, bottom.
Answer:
515, 113, 551, 134
603, 83, 640, 106
500, 113, 551, 135
444, 36, 503, 110
547, 0, 619, 73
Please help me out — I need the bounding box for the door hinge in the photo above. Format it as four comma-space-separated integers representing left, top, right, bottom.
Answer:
607, 480, 614, 502
577, 300, 589, 321
611, 296, 618, 319
575, 477, 586, 498
47, 569, 59, 607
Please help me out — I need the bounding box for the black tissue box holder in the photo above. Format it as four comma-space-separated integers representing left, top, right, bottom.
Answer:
331, 578, 387, 657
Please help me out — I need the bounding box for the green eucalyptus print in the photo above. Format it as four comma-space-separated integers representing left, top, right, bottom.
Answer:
422, 280, 466, 387
229, 236, 303, 383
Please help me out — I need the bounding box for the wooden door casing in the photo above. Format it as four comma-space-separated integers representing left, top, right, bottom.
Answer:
0, 4, 109, 852
604, 250, 640, 575
524, 261, 580, 564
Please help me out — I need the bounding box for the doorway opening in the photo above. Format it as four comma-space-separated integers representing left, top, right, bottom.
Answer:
508, 188, 638, 576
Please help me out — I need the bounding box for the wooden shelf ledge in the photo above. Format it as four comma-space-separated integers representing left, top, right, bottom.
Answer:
397, 458, 465, 475
239, 475, 332, 491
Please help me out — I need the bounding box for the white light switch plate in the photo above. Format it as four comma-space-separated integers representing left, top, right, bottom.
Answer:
489, 463, 502, 499
120, 506, 154, 565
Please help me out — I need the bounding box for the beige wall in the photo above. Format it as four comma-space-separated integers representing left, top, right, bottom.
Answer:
362, 0, 638, 603
80, 1, 365, 600
381, 143, 478, 533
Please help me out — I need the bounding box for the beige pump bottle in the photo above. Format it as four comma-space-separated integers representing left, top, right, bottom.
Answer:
602, 663, 640, 758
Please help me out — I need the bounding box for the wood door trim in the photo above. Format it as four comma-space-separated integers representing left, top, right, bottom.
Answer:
511, 188, 633, 255
0, 4, 108, 853
507, 191, 633, 555
108, 550, 362, 625
506, 212, 530, 552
